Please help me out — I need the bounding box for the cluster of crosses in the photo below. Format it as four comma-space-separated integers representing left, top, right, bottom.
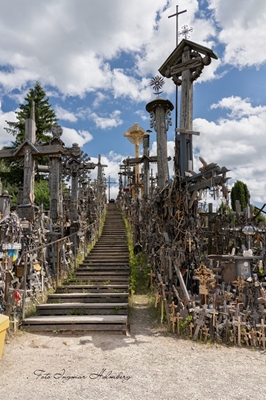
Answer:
0, 102, 107, 314
116, 10, 266, 347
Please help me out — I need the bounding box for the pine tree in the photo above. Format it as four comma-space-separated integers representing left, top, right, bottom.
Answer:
1, 82, 58, 194
5, 82, 58, 145
231, 180, 249, 211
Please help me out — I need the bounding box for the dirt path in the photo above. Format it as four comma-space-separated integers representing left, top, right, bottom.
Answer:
1, 295, 266, 400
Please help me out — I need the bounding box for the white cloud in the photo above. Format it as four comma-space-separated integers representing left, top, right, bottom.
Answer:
0, 107, 17, 147
55, 105, 77, 122
92, 92, 108, 109
134, 110, 149, 121
90, 110, 123, 129
207, 0, 266, 67
193, 96, 266, 204
61, 127, 93, 147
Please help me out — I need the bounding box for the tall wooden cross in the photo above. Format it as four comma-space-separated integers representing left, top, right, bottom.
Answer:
159, 32, 218, 177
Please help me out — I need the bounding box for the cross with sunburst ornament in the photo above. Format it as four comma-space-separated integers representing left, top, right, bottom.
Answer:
149, 75, 165, 97
178, 24, 194, 39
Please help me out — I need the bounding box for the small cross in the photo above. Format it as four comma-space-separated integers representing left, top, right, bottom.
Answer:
155, 292, 161, 308
258, 288, 266, 306
209, 309, 219, 327
250, 328, 257, 347
232, 276, 247, 297
233, 316, 246, 346
176, 312, 183, 336
147, 269, 155, 288
256, 319, 266, 349
241, 329, 250, 346
189, 321, 194, 338
202, 325, 210, 343
170, 314, 177, 334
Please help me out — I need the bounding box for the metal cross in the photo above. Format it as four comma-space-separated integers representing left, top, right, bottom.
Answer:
178, 24, 194, 40
168, 5, 187, 46
168, 5, 187, 134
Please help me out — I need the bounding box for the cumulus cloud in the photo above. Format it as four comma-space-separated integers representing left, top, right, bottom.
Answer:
55, 105, 78, 122
61, 127, 93, 147
90, 110, 123, 129
193, 96, 266, 203
0, 106, 17, 147
207, 0, 266, 67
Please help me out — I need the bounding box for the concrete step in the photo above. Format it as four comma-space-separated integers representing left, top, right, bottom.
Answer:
22, 203, 130, 334
66, 278, 129, 285
35, 302, 128, 316
57, 284, 129, 293
22, 315, 128, 332
47, 293, 128, 303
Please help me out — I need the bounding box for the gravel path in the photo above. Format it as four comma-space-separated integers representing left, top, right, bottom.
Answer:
1, 295, 266, 400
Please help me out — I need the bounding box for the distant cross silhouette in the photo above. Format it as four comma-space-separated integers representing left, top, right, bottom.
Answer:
168, 5, 187, 46
178, 24, 194, 39
168, 5, 187, 138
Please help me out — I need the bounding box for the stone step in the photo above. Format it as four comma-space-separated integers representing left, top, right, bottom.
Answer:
77, 268, 129, 273
77, 269, 129, 275
47, 293, 128, 303
66, 278, 129, 285
81, 260, 129, 265
22, 203, 130, 334
57, 284, 129, 293
36, 302, 128, 316
22, 315, 128, 332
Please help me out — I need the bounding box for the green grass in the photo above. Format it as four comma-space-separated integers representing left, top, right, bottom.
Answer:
122, 214, 150, 295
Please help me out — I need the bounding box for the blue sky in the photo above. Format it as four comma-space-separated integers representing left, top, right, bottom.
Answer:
0, 0, 266, 207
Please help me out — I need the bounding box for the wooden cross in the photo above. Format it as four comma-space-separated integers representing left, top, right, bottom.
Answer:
202, 324, 210, 343
230, 298, 244, 318
154, 292, 161, 308
258, 288, 266, 306
232, 276, 247, 298
186, 234, 193, 253
193, 307, 206, 340
256, 319, 266, 349
189, 321, 194, 338
148, 269, 156, 289
194, 264, 215, 304
209, 309, 219, 328
170, 314, 177, 334
233, 316, 246, 346
241, 329, 250, 346
250, 328, 257, 347
176, 312, 183, 336
223, 291, 233, 303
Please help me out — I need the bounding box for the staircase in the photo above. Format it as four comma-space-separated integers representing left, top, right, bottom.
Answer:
22, 203, 130, 333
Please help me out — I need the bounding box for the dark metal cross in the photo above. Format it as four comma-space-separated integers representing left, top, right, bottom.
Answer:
168, 5, 187, 46
168, 5, 187, 138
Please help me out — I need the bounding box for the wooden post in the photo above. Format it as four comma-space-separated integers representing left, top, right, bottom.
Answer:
146, 98, 174, 188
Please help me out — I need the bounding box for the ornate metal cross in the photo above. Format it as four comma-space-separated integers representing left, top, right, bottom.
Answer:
178, 24, 194, 39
